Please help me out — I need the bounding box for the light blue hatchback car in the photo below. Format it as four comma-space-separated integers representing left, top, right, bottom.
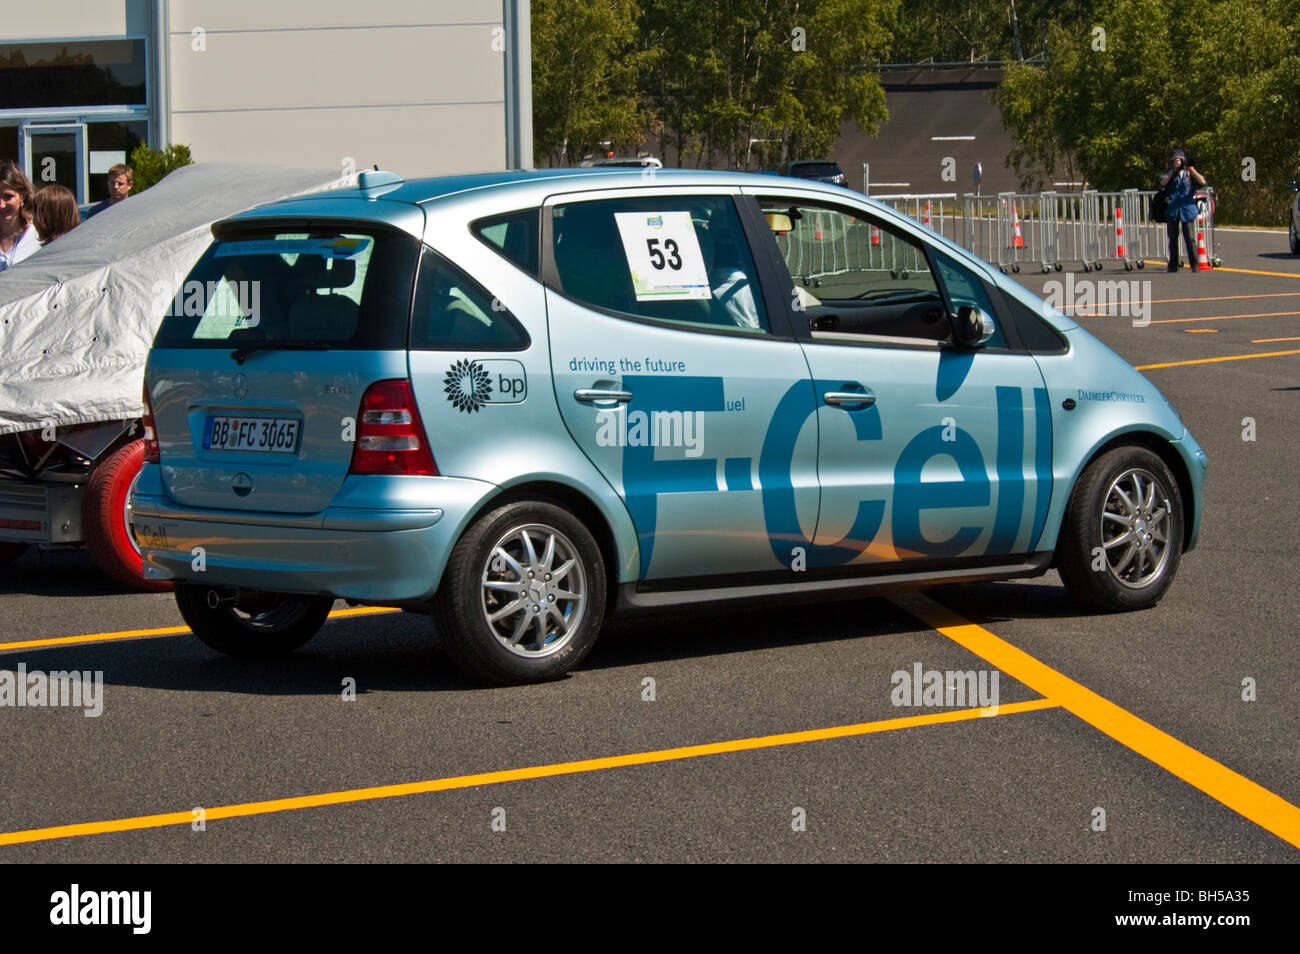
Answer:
132, 168, 1205, 684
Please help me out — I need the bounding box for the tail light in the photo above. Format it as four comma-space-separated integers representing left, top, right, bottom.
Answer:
141, 382, 160, 463
348, 379, 437, 476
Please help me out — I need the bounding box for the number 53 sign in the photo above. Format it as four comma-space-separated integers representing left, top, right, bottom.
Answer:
614, 210, 711, 301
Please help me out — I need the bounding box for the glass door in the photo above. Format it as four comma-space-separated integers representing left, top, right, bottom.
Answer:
21, 123, 87, 203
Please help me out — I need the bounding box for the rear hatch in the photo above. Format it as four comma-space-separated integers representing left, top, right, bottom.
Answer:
147, 220, 421, 513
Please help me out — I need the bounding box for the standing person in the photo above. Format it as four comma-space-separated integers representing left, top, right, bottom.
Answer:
1159, 149, 1206, 272
31, 184, 82, 244
82, 163, 133, 219
0, 160, 39, 273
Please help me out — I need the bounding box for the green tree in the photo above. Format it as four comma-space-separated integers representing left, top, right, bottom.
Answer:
890, 0, 1094, 65
998, 0, 1300, 223
128, 142, 194, 192
639, 0, 896, 170
531, 0, 655, 165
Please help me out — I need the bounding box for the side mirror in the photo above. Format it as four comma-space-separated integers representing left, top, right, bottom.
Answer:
952, 306, 995, 348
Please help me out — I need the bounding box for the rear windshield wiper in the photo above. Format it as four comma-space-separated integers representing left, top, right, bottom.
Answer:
229, 330, 331, 364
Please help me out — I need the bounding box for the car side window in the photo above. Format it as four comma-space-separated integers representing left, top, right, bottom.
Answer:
550, 195, 769, 333
471, 209, 539, 276
761, 199, 950, 343
409, 248, 529, 351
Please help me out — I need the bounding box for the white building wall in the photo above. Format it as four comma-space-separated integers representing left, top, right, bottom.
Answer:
165, 1, 507, 175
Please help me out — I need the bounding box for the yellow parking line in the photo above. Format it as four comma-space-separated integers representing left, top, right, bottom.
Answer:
1142, 261, 1300, 278
0, 606, 400, 653
0, 699, 1059, 846
1134, 349, 1300, 370
1060, 291, 1300, 310
894, 593, 1300, 850
0, 625, 191, 652
1252, 336, 1300, 343
1184, 329, 1218, 333
1148, 310, 1300, 324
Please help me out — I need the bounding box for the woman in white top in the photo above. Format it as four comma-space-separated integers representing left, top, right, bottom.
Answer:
0, 160, 41, 273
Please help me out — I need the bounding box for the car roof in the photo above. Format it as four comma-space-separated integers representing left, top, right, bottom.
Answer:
220, 168, 866, 230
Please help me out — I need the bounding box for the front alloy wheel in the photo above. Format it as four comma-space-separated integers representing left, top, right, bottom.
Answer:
1057, 446, 1185, 611
1098, 468, 1174, 590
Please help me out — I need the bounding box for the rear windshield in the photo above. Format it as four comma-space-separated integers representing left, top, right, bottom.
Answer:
152, 225, 419, 350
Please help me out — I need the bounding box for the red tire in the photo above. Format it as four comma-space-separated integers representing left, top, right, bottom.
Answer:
83, 439, 171, 592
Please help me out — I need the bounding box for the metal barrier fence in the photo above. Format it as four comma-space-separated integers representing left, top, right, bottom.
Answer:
773, 202, 936, 284
773, 186, 1220, 288
852, 186, 1220, 275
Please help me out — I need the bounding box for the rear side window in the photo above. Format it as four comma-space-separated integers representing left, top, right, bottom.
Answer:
410, 248, 529, 351
472, 209, 539, 276
153, 226, 418, 350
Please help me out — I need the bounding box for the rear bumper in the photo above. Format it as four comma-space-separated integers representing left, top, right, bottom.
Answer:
129, 468, 496, 603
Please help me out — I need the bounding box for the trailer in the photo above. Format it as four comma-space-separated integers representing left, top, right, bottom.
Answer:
0, 162, 347, 588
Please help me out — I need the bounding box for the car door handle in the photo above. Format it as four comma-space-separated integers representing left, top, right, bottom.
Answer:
574, 388, 633, 404
823, 390, 876, 407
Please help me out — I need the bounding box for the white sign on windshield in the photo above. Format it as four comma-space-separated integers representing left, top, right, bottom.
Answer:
613, 211, 710, 301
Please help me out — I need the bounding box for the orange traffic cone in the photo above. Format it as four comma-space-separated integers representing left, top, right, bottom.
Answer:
1196, 215, 1212, 270
1114, 205, 1126, 258
1012, 206, 1024, 248
923, 199, 932, 229
870, 224, 881, 246
814, 211, 823, 240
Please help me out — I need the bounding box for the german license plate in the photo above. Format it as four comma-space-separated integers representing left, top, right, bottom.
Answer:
203, 416, 299, 453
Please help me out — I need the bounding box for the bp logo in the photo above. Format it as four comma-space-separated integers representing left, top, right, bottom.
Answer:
444, 359, 494, 413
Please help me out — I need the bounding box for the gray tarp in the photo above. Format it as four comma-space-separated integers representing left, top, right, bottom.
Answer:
0, 162, 350, 435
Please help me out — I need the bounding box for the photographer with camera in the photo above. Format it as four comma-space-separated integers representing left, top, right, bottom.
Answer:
1159, 149, 1207, 272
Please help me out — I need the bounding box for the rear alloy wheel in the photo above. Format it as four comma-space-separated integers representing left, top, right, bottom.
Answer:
1058, 446, 1184, 611
83, 439, 171, 592
174, 583, 333, 656
433, 501, 606, 685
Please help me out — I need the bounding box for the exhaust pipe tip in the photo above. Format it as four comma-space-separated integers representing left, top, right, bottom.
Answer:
205, 588, 237, 609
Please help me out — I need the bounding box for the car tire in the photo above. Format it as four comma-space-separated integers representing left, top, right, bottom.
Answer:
174, 583, 333, 656
83, 439, 171, 592
1057, 446, 1184, 612
433, 501, 607, 685
1290, 221, 1299, 254
0, 542, 29, 568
